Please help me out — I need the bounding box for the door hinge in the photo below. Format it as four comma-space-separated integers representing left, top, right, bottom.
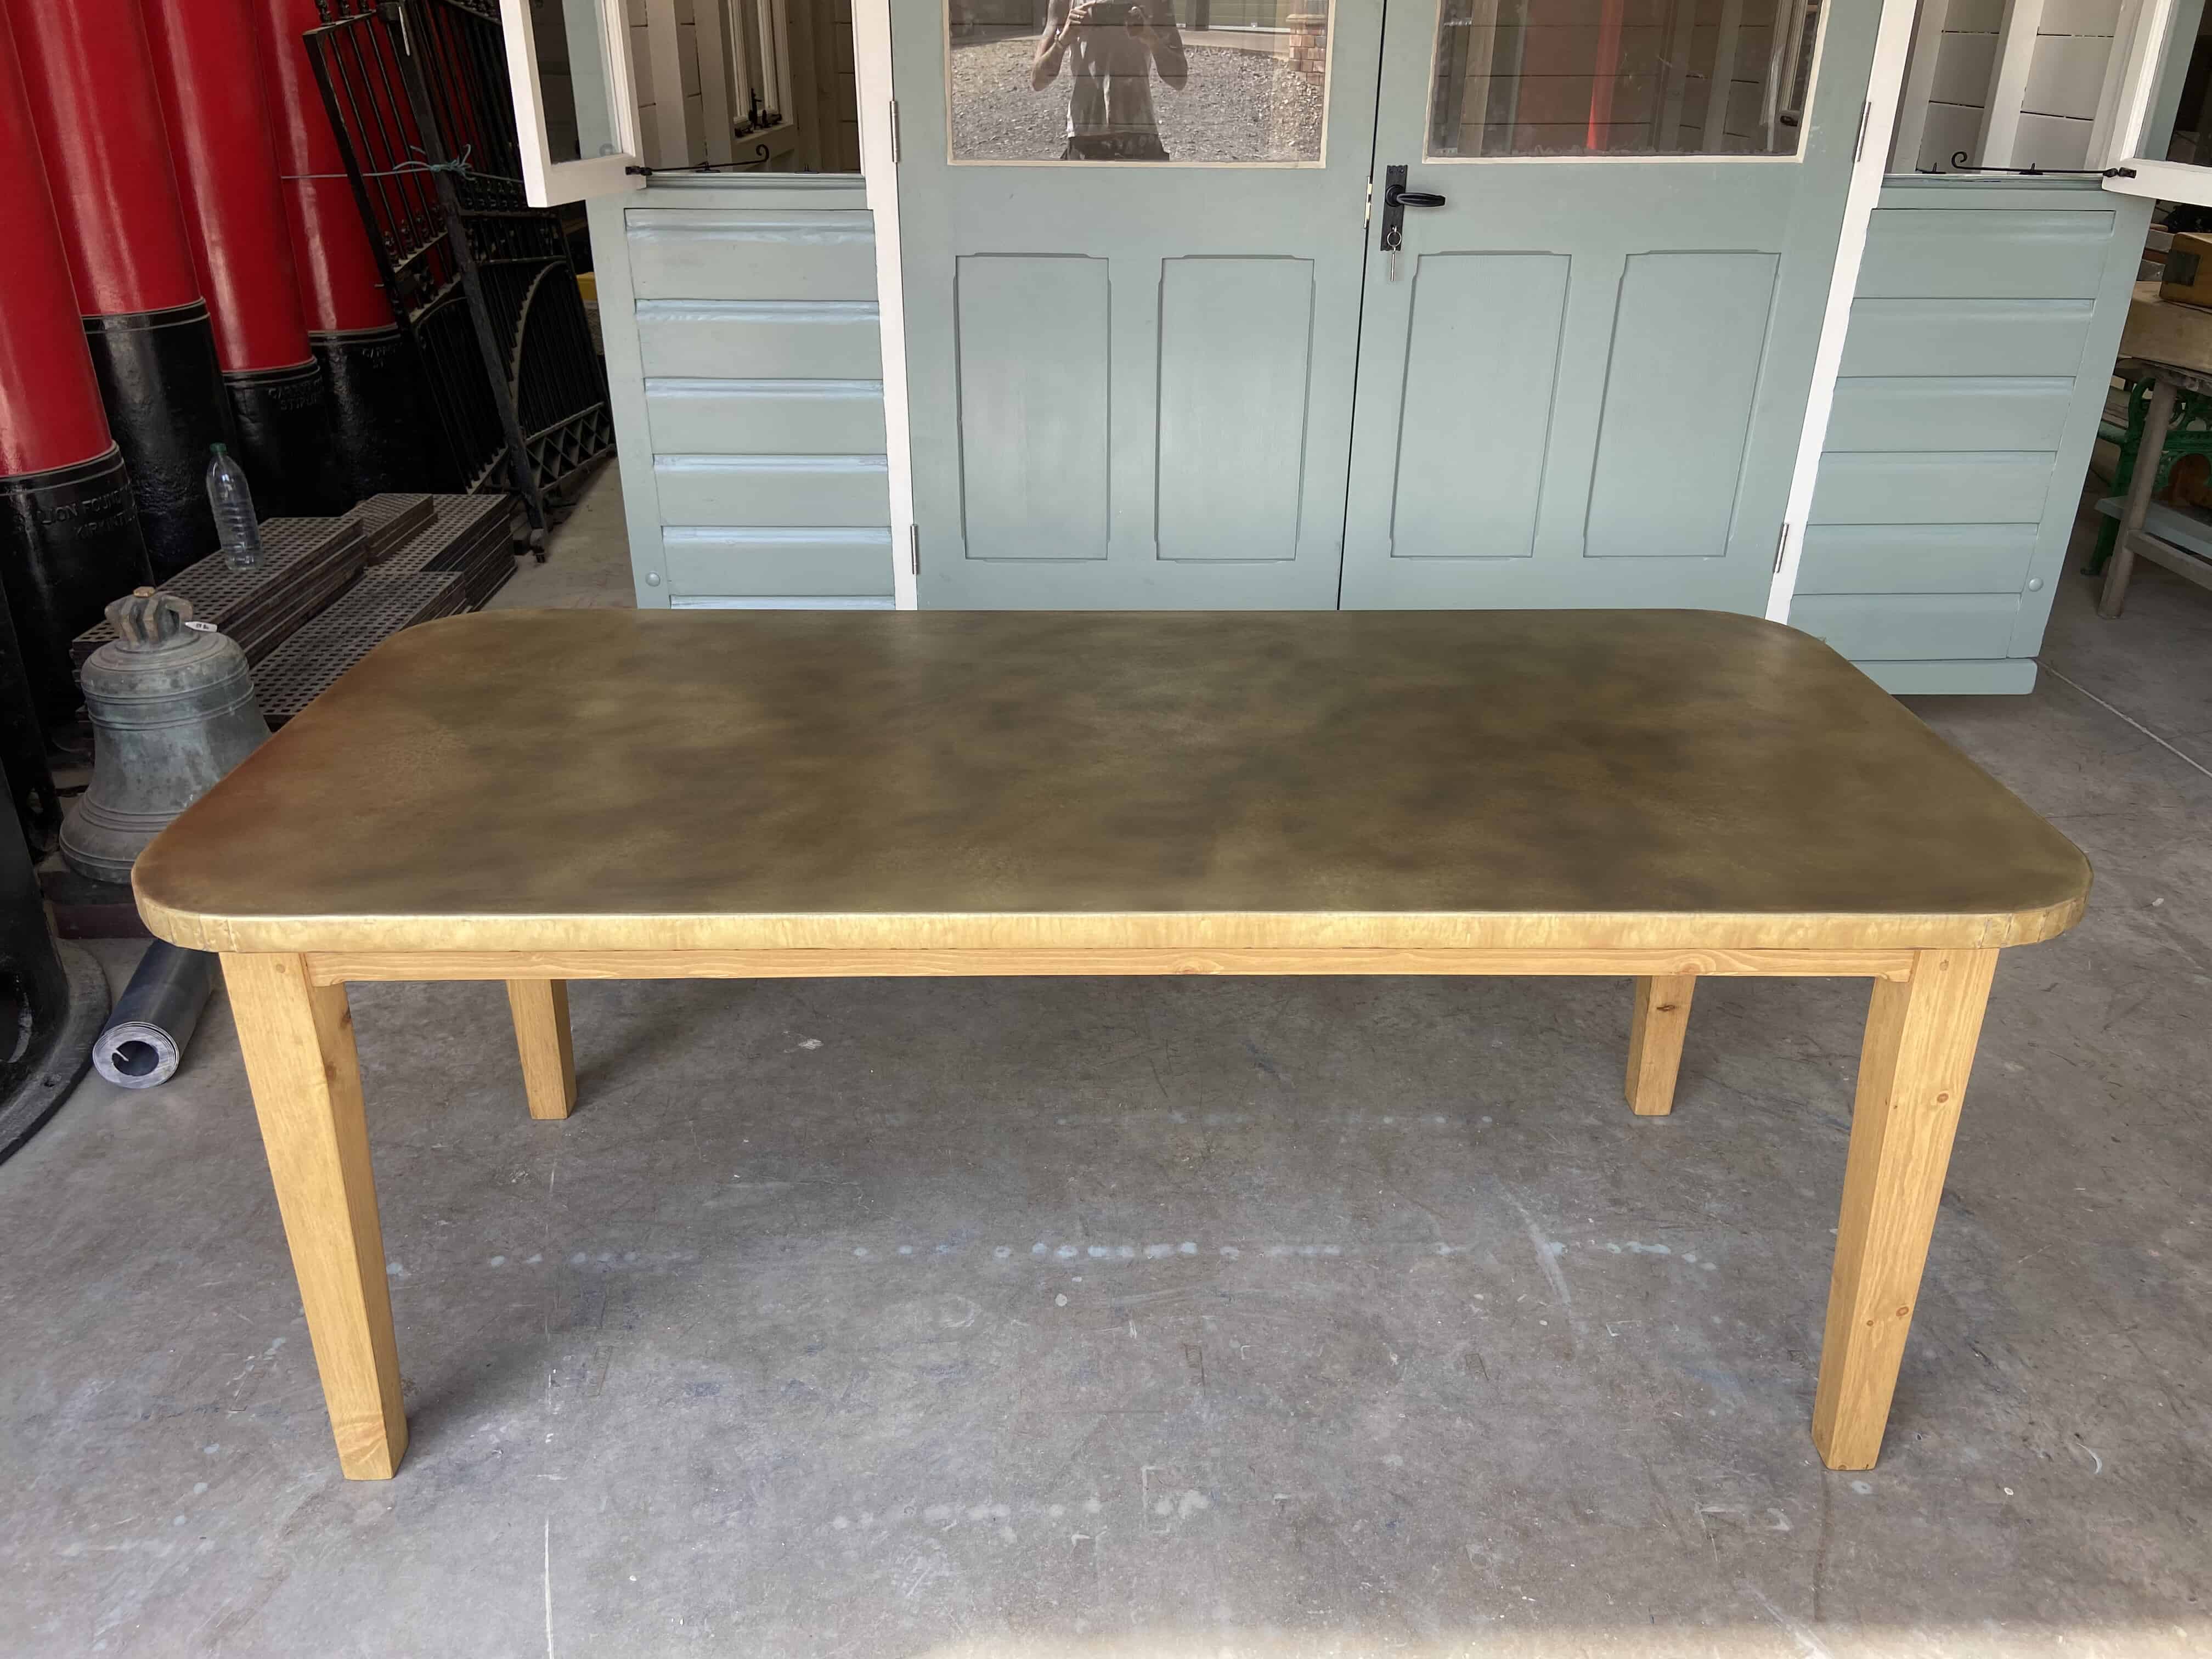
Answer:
909, 524, 920, 577
1364, 177, 1373, 228
1854, 101, 1870, 163
1772, 523, 1791, 574
889, 100, 901, 165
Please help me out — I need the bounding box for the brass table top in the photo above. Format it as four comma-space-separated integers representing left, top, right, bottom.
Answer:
133, 609, 2091, 955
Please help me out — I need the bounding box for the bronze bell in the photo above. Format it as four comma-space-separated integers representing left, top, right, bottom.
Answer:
61, 588, 271, 885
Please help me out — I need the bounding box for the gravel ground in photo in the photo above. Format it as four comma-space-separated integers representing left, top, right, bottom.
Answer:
949, 36, 1324, 163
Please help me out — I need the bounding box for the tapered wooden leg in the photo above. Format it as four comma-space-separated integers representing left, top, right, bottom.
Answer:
223, 953, 407, 1480
1626, 975, 1695, 1115
1812, 947, 1999, 1470
506, 980, 576, 1121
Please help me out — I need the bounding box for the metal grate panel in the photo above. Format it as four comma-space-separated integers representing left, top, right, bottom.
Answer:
352, 493, 438, 562
367, 494, 518, 577
72, 518, 368, 668
251, 573, 469, 726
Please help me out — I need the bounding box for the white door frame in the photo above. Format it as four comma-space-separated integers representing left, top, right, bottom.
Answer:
1765, 0, 1923, 622
850, 0, 916, 608
845, 0, 1909, 620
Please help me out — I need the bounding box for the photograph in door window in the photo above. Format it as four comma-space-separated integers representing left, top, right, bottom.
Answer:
948, 0, 1327, 163
1429, 0, 1825, 159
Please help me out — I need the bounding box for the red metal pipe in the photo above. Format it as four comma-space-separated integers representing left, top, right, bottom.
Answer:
10, 0, 230, 577
0, 3, 110, 477
141, 0, 314, 375
7, 0, 199, 318
0, 0, 153, 728
251, 0, 393, 334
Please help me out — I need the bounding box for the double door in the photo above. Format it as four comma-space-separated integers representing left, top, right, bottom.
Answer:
892, 0, 1880, 611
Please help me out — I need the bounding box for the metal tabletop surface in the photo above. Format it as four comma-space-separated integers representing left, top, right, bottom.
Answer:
133, 608, 2091, 955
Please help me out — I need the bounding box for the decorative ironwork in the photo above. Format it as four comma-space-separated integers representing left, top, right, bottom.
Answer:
306, 0, 612, 535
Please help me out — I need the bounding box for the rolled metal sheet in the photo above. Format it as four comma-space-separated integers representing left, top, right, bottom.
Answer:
93, 941, 218, 1090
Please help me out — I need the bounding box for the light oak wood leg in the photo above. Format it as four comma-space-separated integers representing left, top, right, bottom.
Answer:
506, 979, 576, 1120
223, 953, 407, 1480
1626, 974, 1695, 1115
1812, 947, 1998, 1470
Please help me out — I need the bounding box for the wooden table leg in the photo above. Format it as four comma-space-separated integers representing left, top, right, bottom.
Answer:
506, 979, 576, 1120
1812, 947, 1998, 1470
2101, 375, 2176, 619
222, 953, 408, 1479
1626, 974, 1695, 1116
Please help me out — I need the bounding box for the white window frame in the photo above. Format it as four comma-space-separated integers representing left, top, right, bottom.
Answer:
1883, 0, 2200, 194
499, 0, 647, 206
2099, 0, 2212, 205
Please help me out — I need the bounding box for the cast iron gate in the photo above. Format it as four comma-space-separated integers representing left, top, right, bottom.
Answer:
306, 0, 612, 539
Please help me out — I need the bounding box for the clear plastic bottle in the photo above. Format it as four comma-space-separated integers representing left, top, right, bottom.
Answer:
205, 443, 263, 573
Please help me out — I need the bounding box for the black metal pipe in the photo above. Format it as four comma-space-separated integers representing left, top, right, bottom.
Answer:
82, 300, 234, 578
313, 323, 452, 494
0, 444, 153, 730
227, 358, 343, 516
0, 733, 108, 1163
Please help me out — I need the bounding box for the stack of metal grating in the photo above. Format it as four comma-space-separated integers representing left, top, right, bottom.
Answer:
364, 494, 521, 606
71, 492, 522, 729
70, 515, 376, 667
252, 494, 521, 726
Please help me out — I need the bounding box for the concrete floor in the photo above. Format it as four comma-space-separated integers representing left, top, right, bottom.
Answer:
487, 466, 639, 611
4, 479, 2209, 1657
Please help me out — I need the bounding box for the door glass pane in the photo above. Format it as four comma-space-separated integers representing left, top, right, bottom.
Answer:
1428, 0, 1825, 159
948, 1, 1329, 163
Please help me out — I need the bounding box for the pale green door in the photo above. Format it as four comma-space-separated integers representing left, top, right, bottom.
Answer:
1340, 0, 1881, 611
892, 2, 1381, 606
894, 1, 1876, 612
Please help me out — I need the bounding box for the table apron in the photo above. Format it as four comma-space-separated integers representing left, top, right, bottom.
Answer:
301, 946, 1921, 985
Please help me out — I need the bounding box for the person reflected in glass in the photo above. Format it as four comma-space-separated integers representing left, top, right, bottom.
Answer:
1031, 0, 1188, 161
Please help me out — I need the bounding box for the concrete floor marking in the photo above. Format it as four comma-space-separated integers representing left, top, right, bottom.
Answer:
1742, 1581, 1830, 1657
541, 1516, 555, 1659
2041, 663, 2212, 780
1508, 1196, 1575, 1316
819, 1233, 1666, 1264
833, 1493, 1116, 1537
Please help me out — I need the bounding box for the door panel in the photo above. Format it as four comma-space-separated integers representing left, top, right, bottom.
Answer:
955, 255, 1111, 562
1811, 452, 2056, 526
1342, 0, 1883, 611
1388, 252, 1568, 560
637, 300, 882, 377
1158, 257, 1314, 562
1837, 298, 2095, 376
1584, 251, 1776, 560
894, 0, 1380, 608
1854, 210, 2114, 300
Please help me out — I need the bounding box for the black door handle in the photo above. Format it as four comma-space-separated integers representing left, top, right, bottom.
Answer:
1378, 165, 1446, 256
